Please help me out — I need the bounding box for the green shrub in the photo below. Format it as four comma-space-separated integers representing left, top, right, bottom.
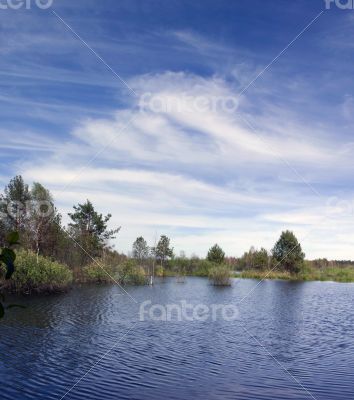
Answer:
83, 259, 147, 285
83, 261, 115, 283
3, 250, 72, 294
207, 244, 225, 264
118, 260, 147, 285
168, 257, 188, 275
272, 230, 304, 274
190, 259, 214, 277
239, 269, 292, 280
238, 266, 354, 283
209, 264, 232, 286
154, 266, 165, 277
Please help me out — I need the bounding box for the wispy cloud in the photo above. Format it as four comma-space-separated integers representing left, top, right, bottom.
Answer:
1, 2, 354, 259
13, 69, 354, 259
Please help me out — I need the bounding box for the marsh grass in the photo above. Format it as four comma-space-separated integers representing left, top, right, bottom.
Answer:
83, 259, 147, 285
82, 261, 115, 284
238, 266, 354, 283
2, 250, 73, 294
209, 265, 232, 286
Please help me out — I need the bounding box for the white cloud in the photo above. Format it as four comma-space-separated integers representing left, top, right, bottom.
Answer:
8, 71, 354, 259
71, 72, 342, 173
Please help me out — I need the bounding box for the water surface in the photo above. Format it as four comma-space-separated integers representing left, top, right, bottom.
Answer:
1, 277, 354, 400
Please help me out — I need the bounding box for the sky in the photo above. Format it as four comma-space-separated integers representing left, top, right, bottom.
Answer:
1, 0, 354, 259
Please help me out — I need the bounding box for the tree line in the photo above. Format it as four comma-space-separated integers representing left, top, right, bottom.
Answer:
0, 176, 180, 279
0, 175, 331, 280
132, 231, 306, 276
0, 175, 121, 272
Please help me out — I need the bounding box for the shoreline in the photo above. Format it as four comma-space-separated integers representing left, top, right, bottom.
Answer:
234, 268, 354, 283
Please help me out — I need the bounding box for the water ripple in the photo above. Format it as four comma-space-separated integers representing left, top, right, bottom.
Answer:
1, 278, 354, 399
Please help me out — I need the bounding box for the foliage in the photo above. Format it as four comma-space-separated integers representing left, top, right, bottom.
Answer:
132, 236, 149, 263
154, 266, 165, 277
68, 200, 120, 264
207, 244, 225, 264
0, 232, 18, 278
190, 259, 214, 276
83, 261, 115, 284
209, 264, 232, 286
83, 258, 146, 286
0, 176, 74, 268
0, 176, 127, 288
166, 256, 215, 277
239, 265, 354, 283
312, 258, 331, 269
272, 231, 304, 274
3, 176, 31, 231
69, 200, 118, 241
239, 247, 269, 270
314, 267, 354, 282
27, 182, 56, 256
118, 260, 146, 285
168, 252, 189, 276
239, 269, 292, 280
0, 232, 20, 318
253, 248, 270, 270
2, 175, 354, 293
3, 250, 73, 294
152, 235, 174, 266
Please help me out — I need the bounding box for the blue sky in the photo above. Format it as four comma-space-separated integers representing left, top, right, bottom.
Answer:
1, 0, 354, 259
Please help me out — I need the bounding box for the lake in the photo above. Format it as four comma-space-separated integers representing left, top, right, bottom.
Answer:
1, 277, 354, 400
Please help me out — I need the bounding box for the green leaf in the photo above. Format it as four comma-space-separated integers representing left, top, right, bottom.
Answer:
0, 249, 16, 279
0, 303, 4, 319
6, 232, 19, 246
1, 248, 16, 264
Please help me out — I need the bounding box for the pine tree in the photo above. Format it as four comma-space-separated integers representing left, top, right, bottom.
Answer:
68, 200, 120, 262
152, 235, 174, 267
272, 230, 304, 274
3, 175, 30, 232
207, 244, 225, 264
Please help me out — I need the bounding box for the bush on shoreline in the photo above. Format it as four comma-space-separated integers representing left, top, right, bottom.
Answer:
189, 260, 214, 277
2, 251, 73, 294
83, 259, 147, 285
83, 260, 115, 284
209, 264, 232, 286
118, 260, 147, 285
239, 266, 354, 283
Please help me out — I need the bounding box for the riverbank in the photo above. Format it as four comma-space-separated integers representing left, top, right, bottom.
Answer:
4, 250, 354, 296
237, 267, 354, 283
2, 250, 73, 295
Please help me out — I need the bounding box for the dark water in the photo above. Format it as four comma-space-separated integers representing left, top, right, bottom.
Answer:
1, 277, 354, 400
